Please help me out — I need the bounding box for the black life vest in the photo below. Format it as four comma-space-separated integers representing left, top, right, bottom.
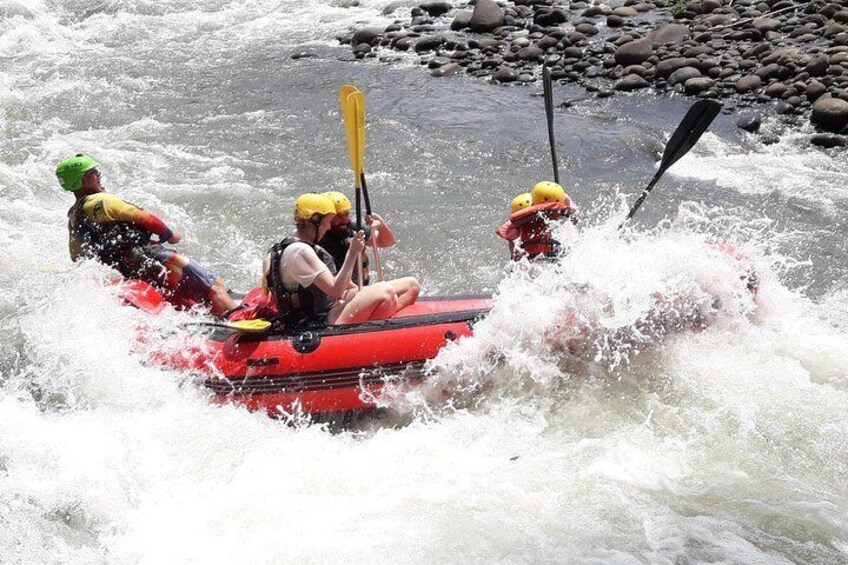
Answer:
266, 238, 338, 324
319, 228, 370, 285
68, 195, 151, 273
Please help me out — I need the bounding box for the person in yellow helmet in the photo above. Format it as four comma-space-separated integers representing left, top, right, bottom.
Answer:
251, 193, 401, 326
319, 190, 420, 312
496, 182, 575, 261
56, 154, 236, 316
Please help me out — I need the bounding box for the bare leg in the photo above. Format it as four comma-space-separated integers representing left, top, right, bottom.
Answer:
208, 277, 237, 317
390, 277, 420, 312
333, 283, 397, 325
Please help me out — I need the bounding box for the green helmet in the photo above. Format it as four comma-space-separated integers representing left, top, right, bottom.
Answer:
56, 154, 99, 192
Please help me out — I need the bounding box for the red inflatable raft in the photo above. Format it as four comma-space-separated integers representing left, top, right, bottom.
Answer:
120, 280, 492, 415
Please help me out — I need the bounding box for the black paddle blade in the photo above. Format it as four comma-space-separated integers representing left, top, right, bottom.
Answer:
659, 99, 721, 173
542, 66, 560, 184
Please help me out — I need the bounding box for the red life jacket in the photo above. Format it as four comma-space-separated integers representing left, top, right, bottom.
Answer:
507, 202, 572, 260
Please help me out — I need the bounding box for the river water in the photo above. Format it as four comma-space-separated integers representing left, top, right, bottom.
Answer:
2, 1, 848, 563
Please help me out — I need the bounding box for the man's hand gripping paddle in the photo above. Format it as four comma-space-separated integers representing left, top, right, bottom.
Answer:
619, 100, 722, 229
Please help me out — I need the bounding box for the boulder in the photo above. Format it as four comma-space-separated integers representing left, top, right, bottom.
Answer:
534, 8, 568, 27
811, 98, 848, 132
451, 11, 473, 30
615, 73, 650, 91
351, 27, 384, 46
492, 66, 519, 82
615, 38, 652, 66
431, 62, 461, 77
684, 76, 714, 94
414, 35, 444, 52
470, 0, 505, 33
752, 17, 781, 33
648, 24, 691, 46
420, 2, 451, 17
668, 66, 702, 86
736, 74, 763, 93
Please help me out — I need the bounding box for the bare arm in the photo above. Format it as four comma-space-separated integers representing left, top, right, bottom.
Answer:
367, 213, 395, 248
311, 231, 366, 298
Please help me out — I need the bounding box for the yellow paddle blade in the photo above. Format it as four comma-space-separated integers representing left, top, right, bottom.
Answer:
340, 86, 362, 188
350, 90, 366, 175
225, 319, 272, 333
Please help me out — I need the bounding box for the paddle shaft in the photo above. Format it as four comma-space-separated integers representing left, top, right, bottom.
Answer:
542, 67, 560, 184
619, 100, 721, 229
360, 173, 384, 281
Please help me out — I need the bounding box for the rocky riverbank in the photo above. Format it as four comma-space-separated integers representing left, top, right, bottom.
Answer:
338, 0, 848, 147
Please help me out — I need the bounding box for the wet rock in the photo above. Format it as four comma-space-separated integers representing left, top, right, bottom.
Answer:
537, 35, 558, 50
353, 43, 372, 57
810, 133, 846, 148
427, 56, 451, 68
775, 101, 795, 114
518, 45, 544, 61
613, 6, 638, 17
414, 35, 444, 52
291, 51, 317, 60
420, 2, 451, 17
684, 76, 715, 94
534, 8, 568, 27
615, 38, 652, 65
765, 82, 788, 98
669, 66, 702, 86
655, 57, 690, 78
648, 24, 691, 46
806, 80, 828, 101
431, 62, 461, 77
492, 66, 519, 82
392, 36, 415, 50
736, 74, 763, 93
806, 55, 829, 77
352, 27, 384, 46
811, 97, 848, 131
616, 73, 650, 90
736, 114, 762, 132
575, 23, 600, 35
470, 0, 505, 33
607, 15, 625, 27
451, 11, 473, 30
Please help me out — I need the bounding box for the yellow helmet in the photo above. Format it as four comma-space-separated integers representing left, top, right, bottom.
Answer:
510, 192, 532, 213
322, 191, 352, 214
295, 193, 336, 221
531, 181, 568, 206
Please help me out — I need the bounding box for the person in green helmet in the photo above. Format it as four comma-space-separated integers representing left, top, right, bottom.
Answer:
57, 154, 236, 317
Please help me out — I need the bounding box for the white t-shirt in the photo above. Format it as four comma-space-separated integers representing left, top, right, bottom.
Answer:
263, 240, 330, 292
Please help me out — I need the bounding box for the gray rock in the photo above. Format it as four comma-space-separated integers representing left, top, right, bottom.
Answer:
615, 73, 650, 91
736, 74, 763, 93
451, 11, 473, 30
534, 8, 568, 27
765, 82, 788, 98
470, 0, 505, 33
806, 55, 829, 77
427, 56, 451, 68
537, 35, 558, 50
420, 2, 451, 17
517, 45, 544, 61
353, 42, 372, 56
607, 15, 625, 27
811, 98, 848, 132
806, 80, 828, 101
392, 36, 415, 50
575, 23, 599, 35
351, 27, 384, 46
810, 134, 846, 148
655, 57, 690, 78
612, 6, 638, 17
752, 17, 781, 33
492, 66, 519, 82
648, 24, 691, 46
684, 76, 715, 94
736, 115, 762, 133
431, 62, 461, 77
669, 66, 702, 86
615, 38, 653, 66
291, 51, 317, 60
414, 35, 444, 52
